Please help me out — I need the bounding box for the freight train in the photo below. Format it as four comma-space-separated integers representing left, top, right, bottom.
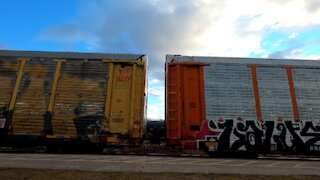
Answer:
0, 50, 320, 156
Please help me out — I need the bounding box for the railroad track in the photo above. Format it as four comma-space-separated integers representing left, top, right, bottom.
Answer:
1, 147, 320, 161
0, 152, 320, 175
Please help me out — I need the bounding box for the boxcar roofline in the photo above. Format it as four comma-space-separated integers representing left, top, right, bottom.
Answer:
0, 50, 147, 61
166, 54, 320, 68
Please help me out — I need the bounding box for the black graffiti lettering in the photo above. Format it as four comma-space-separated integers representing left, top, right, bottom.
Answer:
216, 120, 234, 150
301, 121, 320, 151
230, 121, 263, 151
230, 122, 247, 150
209, 120, 217, 129
203, 119, 320, 154
262, 121, 274, 150
245, 121, 263, 151
285, 121, 305, 152
273, 123, 287, 152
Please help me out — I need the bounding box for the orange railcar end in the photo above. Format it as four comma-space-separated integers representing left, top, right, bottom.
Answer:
166, 62, 209, 148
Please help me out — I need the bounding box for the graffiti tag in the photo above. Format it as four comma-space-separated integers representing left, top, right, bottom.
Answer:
198, 119, 320, 153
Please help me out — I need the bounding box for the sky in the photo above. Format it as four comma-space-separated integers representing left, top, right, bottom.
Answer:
1, 0, 320, 120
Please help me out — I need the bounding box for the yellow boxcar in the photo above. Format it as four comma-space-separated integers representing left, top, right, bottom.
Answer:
0, 50, 147, 149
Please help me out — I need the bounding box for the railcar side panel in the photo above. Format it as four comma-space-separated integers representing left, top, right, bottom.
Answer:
0, 50, 147, 147
167, 55, 320, 155
12, 58, 55, 135
293, 69, 320, 121
106, 62, 146, 139
51, 60, 108, 140
0, 58, 19, 129
131, 64, 147, 138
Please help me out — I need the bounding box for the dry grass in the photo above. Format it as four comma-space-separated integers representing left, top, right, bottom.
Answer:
0, 168, 318, 180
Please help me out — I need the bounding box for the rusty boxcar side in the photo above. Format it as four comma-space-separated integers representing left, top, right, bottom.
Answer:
0, 50, 147, 150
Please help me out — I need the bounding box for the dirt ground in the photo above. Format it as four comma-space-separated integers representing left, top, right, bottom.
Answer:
0, 168, 319, 180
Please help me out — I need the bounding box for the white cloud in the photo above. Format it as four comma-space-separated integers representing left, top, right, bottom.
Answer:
39, 0, 320, 71
305, 54, 320, 59
148, 76, 164, 105
148, 77, 164, 119
147, 103, 164, 120
254, 48, 265, 55
38, 0, 320, 118
289, 33, 298, 39
148, 84, 164, 101
149, 78, 160, 86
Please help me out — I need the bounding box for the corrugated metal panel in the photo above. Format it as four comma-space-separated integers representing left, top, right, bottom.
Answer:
0, 51, 147, 141
205, 65, 256, 121
0, 58, 19, 112
169, 55, 320, 122
167, 55, 320, 68
52, 60, 108, 137
257, 68, 294, 121
293, 69, 320, 122
12, 58, 55, 134
0, 50, 145, 61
